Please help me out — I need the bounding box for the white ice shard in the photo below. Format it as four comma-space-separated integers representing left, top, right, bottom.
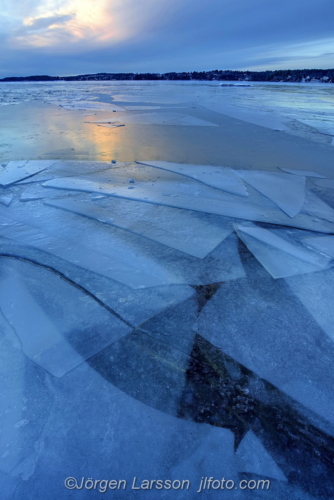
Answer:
302, 235, 334, 258
42, 165, 334, 234
0, 160, 57, 187
235, 170, 306, 217
137, 161, 248, 196
278, 167, 326, 178
0, 195, 13, 207
314, 178, 334, 189
236, 431, 287, 481
286, 269, 334, 344
86, 112, 218, 127
0, 259, 131, 377
44, 197, 234, 258
234, 223, 330, 278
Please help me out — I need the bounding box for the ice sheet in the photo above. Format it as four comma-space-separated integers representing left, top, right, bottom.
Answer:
44, 197, 234, 258
235, 223, 330, 276
0, 195, 13, 207
278, 167, 326, 178
194, 275, 334, 424
314, 178, 334, 189
286, 269, 334, 344
60, 100, 125, 112
236, 431, 287, 481
0, 210, 178, 289
0, 259, 131, 377
86, 112, 218, 127
43, 164, 334, 233
137, 161, 248, 196
235, 170, 306, 217
202, 101, 290, 130
0, 160, 56, 187
20, 185, 74, 202
4, 195, 246, 286
302, 235, 334, 257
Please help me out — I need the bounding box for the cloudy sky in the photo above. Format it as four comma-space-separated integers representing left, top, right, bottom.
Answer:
1, 0, 334, 77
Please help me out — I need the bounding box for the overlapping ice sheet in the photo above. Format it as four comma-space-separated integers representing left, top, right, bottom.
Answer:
43, 164, 334, 233
234, 223, 330, 278
20, 184, 75, 202
0, 200, 244, 286
302, 235, 334, 257
278, 167, 326, 178
236, 431, 287, 481
86, 112, 218, 126
0, 209, 177, 289
314, 178, 334, 189
0, 160, 56, 187
286, 269, 334, 344
235, 170, 306, 217
44, 197, 234, 258
137, 161, 248, 196
0, 259, 131, 377
194, 275, 334, 424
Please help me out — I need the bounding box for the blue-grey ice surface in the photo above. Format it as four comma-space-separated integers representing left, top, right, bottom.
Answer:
302, 235, 334, 257
0, 160, 56, 187
137, 161, 249, 196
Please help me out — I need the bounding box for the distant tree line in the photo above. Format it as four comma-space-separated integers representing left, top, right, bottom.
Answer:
1, 69, 334, 83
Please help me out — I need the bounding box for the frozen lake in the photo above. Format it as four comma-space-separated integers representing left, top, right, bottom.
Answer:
0, 81, 334, 499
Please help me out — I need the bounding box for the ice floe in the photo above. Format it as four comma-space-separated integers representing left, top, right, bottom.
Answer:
194, 273, 334, 425
234, 223, 330, 278
235, 170, 306, 217
0, 160, 56, 187
286, 269, 334, 344
0, 195, 13, 207
137, 161, 248, 196
0, 259, 131, 377
43, 163, 334, 233
314, 178, 334, 189
236, 431, 287, 481
44, 197, 234, 258
302, 235, 334, 257
278, 167, 326, 178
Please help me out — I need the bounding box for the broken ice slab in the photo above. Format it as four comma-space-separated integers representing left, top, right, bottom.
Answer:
137, 161, 248, 196
302, 235, 334, 258
235, 170, 306, 217
314, 178, 334, 189
0, 160, 57, 187
0, 233, 195, 328
20, 185, 75, 202
43, 164, 334, 233
0, 195, 13, 207
236, 431, 287, 481
194, 273, 334, 425
124, 105, 161, 110
44, 197, 234, 258
0, 259, 131, 377
86, 112, 218, 126
234, 223, 330, 279
0, 210, 179, 289
278, 167, 326, 178
286, 269, 334, 345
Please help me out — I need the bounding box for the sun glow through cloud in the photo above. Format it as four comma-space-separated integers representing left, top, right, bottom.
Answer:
13, 0, 127, 49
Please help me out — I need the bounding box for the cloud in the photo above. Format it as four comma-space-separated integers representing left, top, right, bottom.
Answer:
1, 0, 334, 76
23, 14, 74, 31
